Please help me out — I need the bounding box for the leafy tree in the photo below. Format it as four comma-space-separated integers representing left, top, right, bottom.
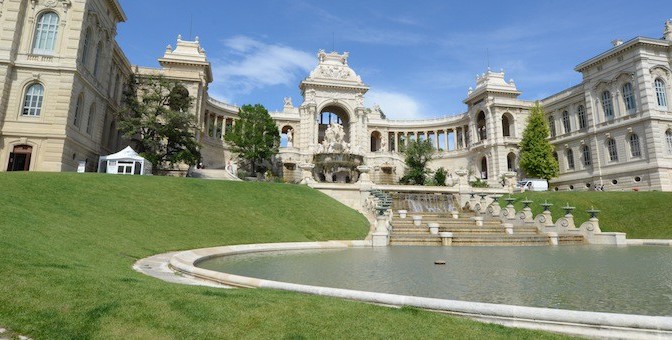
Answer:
115, 75, 200, 172
400, 139, 434, 185
224, 104, 280, 175
433, 167, 447, 186
519, 103, 559, 180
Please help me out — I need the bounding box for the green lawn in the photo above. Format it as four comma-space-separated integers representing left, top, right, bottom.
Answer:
0, 173, 566, 339
500, 191, 672, 239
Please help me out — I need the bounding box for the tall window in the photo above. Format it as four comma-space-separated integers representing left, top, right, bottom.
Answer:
93, 42, 103, 76
602, 91, 614, 120
577, 105, 587, 129
22, 83, 44, 116
32, 12, 59, 54
666, 130, 672, 155
582, 145, 592, 166
629, 134, 641, 158
548, 116, 556, 138
622, 82, 636, 112
562, 110, 571, 134
501, 114, 511, 137
566, 149, 575, 170
73, 94, 84, 127
86, 103, 96, 134
81, 28, 91, 65
655, 78, 668, 108
607, 138, 618, 162
477, 111, 487, 141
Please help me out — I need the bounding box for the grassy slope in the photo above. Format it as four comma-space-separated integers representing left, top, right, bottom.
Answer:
501, 191, 672, 239
0, 173, 565, 339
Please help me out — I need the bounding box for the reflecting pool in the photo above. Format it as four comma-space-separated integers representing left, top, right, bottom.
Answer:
198, 246, 672, 316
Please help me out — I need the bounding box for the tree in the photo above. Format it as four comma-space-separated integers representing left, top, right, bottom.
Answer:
519, 103, 559, 180
400, 139, 434, 185
433, 167, 447, 186
115, 75, 200, 172
224, 104, 280, 175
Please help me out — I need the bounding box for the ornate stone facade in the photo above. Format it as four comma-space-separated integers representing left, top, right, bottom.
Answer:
0, 0, 671, 191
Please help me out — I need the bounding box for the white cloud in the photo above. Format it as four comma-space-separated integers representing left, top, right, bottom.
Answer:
210, 36, 314, 99
365, 90, 425, 120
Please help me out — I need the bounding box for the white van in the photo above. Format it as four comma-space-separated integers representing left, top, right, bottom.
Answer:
516, 179, 549, 192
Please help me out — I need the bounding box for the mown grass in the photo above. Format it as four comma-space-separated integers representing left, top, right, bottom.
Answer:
0, 172, 567, 339
500, 191, 672, 239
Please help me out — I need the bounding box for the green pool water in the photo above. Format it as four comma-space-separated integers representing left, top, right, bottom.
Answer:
197, 245, 672, 316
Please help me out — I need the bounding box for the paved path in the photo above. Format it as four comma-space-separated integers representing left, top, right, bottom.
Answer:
133, 251, 232, 288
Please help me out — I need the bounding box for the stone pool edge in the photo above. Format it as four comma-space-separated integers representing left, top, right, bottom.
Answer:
167, 240, 672, 339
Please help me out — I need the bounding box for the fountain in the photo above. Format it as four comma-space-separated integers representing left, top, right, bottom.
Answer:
312, 122, 364, 183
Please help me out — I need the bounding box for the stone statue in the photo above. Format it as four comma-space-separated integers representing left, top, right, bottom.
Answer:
665, 19, 672, 40
380, 138, 387, 152
284, 97, 293, 107
287, 128, 293, 142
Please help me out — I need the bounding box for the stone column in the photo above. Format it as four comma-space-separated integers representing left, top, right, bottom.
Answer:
452, 128, 457, 151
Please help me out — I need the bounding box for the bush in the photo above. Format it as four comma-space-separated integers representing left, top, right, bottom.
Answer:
433, 167, 447, 186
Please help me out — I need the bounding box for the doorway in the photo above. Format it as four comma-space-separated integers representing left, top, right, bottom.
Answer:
7, 145, 32, 171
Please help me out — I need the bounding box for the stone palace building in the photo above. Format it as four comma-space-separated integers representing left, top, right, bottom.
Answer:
0, 0, 671, 191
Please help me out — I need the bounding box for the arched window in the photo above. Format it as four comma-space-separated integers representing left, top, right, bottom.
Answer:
370, 131, 382, 152
548, 116, 556, 138
566, 149, 575, 170
607, 138, 618, 162
622, 82, 636, 112
577, 105, 587, 129
22, 83, 44, 116
506, 152, 516, 171
73, 94, 84, 127
86, 103, 96, 135
666, 130, 672, 155
32, 12, 59, 54
602, 91, 614, 120
562, 110, 571, 134
629, 134, 641, 158
93, 41, 103, 77
81, 28, 91, 65
553, 151, 559, 163
477, 111, 487, 141
582, 145, 591, 166
655, 78, 668, 108
501, 114, 511, 137
480, 157, 488, 179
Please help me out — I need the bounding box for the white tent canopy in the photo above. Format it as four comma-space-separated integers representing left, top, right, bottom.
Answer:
98, 146, 152, 175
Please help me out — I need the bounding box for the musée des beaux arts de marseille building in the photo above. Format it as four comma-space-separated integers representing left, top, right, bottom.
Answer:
0, 0, 671, 191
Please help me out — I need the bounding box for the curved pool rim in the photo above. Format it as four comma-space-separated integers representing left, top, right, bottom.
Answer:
169, 240, 672, 339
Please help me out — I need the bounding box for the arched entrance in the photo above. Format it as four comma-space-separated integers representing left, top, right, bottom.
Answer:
480, 156, 488, 179
370, 131, 381, 152
7, 145, 32, 171
318, 105, 350, 144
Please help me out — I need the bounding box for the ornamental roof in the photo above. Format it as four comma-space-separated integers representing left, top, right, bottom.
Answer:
300, 50, 368, 91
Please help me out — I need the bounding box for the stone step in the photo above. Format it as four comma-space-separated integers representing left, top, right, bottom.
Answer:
558, 235, 586, 245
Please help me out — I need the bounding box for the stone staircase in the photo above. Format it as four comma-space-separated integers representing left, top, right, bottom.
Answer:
389, 212, 585, 246
189, 168, 242, 181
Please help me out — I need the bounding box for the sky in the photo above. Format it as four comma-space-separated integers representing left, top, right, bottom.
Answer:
116, 1, 671, 120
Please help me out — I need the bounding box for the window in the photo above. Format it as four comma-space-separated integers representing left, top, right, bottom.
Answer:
622, 82, 636, 112
32, 12, 59, 54
607, 138, 618, 162
655, 78, 668, 108
582, 145, 592, 166
577, 105, 587, 129
477, 111, 486, 141
93, 42, 103, 76
602, 91, 614, 120
22, 83, 44, 116
548, 116, 556, 138
86, 103, 95, 134
562, 110, 571, 134
666, 130, 672, 155
502, 114, 511, 137
629, 134, 641, 158
566, 149, 575, 170
81, 28, 91, 65
73, 94, 83, 127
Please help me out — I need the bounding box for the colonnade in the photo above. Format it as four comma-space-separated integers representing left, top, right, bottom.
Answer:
380, 126, 471, 152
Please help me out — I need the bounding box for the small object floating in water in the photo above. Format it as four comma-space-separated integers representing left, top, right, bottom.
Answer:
434, 260, 446, 265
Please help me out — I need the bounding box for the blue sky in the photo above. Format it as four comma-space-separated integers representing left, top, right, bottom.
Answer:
117, 1, 670, 119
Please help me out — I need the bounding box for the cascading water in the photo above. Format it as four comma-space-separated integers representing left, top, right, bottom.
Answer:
393, 193, 455, 213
